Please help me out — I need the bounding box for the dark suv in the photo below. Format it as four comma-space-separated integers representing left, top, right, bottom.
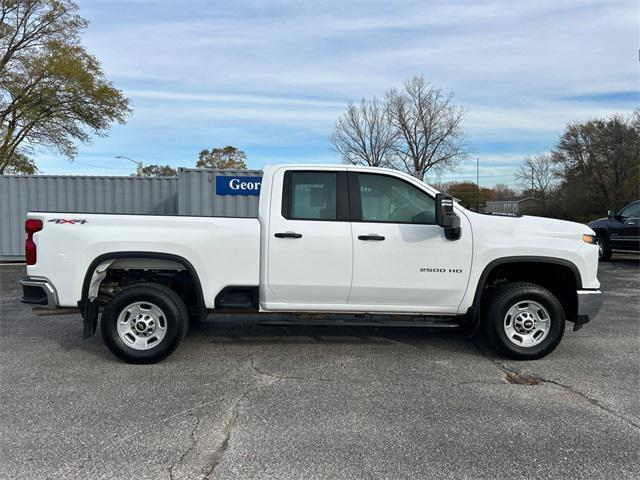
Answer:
589, 200, 640, 260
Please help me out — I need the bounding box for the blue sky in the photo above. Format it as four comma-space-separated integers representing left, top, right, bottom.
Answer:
37, 0, 638, 187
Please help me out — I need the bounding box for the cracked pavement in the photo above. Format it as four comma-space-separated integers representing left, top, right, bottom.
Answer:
1, 256, 639, 479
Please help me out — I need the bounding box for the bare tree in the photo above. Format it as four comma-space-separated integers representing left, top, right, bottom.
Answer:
385, 75, 469, 180
493, 183, 516, 200
330, 98, 396, 167
515, 154, 557, 199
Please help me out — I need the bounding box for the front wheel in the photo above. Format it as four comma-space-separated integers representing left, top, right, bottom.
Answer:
101, 283, 188, 364
483, 282, 565, 360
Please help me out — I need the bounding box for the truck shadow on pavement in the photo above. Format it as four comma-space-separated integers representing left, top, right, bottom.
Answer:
189, 316, 470, 346
180, 316, 487, 364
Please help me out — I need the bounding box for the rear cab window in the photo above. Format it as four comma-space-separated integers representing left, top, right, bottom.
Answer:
282, 171, 349, 221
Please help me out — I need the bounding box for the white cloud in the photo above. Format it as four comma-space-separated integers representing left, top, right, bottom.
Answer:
465, 102, 637, 135
127, 89, 346, 108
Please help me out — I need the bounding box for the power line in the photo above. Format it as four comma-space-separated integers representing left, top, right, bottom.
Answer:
71, 161, 124, 170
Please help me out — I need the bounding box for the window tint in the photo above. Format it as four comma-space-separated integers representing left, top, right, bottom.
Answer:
620, 201, 640, 218
357, 173, 435, 224
287, 172, 337, 220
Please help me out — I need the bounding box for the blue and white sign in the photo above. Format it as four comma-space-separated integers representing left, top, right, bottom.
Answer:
215, 176, 262, 196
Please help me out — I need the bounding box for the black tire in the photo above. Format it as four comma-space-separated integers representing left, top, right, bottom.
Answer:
483, 282, 565, 360
101, 283, 188, 364
595, 236, 612, 261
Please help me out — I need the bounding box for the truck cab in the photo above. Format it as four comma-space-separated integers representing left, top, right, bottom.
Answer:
20, 165, 602, 364
259, 166, 470, 314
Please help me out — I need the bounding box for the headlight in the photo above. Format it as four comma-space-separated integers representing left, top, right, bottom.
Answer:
582, 234, 596, 244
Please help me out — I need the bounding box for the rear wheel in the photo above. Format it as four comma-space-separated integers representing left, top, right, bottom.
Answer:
101, 283, 188, 364
594, 236, 612, 261
483, 282, 565, 360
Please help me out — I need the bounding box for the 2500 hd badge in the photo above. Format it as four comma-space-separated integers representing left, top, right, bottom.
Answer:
420, 267, 463, 273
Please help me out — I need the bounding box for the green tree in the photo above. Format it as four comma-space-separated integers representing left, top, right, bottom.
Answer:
552, 112, 639, 218
197, 146, 247, 169
139, 164, 177, 177
1, 151, 36, 173
0, 0, 131, 174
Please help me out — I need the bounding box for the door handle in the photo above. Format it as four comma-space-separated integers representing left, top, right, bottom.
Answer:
274, 232, 302, 239
358, 234, 385, 241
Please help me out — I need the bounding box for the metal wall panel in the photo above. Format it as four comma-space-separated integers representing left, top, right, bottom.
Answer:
1, 169, 265, 260
177, 168, 263, 217
0, 175, 178, 260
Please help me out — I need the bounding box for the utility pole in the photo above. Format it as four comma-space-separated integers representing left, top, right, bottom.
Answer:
476, 157, 479, 212
115, 156, 143, 176
531, 164, 535, 198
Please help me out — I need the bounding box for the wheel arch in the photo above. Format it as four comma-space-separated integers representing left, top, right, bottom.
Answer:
590, 227, 610, 241
468, 256, 582, 333
79, 251, 206, 338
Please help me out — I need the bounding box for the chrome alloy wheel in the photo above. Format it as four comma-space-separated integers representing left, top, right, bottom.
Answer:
503, 300, 551, 347
116, 301, 167, 350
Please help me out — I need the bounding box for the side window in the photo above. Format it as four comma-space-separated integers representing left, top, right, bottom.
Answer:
284, 171, 337, 220
620, 202, 640, 218
356, 173, 435, 224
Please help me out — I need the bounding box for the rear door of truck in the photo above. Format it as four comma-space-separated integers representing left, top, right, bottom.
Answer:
265, 167, 353, 306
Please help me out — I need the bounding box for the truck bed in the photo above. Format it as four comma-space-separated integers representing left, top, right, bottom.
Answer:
26, 212, 261, 308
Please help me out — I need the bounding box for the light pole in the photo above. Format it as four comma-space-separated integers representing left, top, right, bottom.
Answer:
115, 156, 143, 175
476, 157, 480, 212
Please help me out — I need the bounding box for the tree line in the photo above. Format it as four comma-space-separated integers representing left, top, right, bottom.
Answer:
139, 146, 247, 176
513, 113, 639, 221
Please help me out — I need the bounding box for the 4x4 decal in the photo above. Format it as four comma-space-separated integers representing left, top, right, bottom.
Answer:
47, 219, 88, 224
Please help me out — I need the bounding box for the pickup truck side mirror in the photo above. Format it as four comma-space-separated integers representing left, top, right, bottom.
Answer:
435, 193, 461, 240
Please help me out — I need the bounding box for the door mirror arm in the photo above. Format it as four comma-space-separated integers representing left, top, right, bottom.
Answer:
436, 193, 462, 241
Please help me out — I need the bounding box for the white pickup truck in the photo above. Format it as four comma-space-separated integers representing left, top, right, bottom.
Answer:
21, 165, 602, 363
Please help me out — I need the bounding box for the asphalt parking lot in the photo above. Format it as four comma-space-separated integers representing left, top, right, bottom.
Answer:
1, 257, 639, 479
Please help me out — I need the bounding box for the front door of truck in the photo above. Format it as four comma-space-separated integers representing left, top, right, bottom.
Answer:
347, 171, 473, 313
611, 201, 640, 251
266, 168, 352, 306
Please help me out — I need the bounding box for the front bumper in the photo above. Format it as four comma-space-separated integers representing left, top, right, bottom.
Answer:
574, 289, 602, 331
20, 276, 59, 309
